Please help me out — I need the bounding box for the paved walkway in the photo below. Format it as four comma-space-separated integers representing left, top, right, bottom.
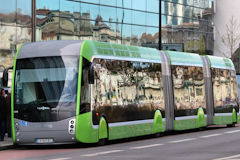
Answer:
0, 135, 14, 151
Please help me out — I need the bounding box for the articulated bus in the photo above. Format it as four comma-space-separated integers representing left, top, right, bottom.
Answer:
10, 40, 239, 145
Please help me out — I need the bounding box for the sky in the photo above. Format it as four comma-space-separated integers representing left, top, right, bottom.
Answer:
35, 0, 161, 37
0, 0, 166, 37
0, 0, 31, 15
0, 0, 164, 26
0, 0, 212, 37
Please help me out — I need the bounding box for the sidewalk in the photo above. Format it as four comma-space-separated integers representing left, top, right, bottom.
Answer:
0, 135, 14, 151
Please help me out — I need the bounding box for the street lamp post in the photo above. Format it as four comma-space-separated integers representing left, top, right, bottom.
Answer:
32, 0, 36, 42
159, 0, 162, 50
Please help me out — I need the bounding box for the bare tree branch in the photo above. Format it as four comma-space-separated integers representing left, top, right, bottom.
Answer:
217, 16, 240, 59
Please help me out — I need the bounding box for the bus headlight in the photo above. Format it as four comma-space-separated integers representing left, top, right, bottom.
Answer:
68, 119, 75, 135
15, 122, 19, 132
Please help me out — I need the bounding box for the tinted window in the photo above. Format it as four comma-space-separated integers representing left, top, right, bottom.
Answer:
172, 65, 206, 117
212, 68, 239, 113
14, 56, 79, 122
80, 58, 91, 114
91, 58, 164, 124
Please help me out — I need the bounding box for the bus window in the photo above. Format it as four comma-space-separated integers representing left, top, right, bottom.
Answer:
236, 74, 240, 100
80, 58, 91, 114
172, 66, 206, 117
231, 71, 239, 107
14, 56, 78, 122
212, 69, 238, 113
91, 59, 139, 124
135, 62, 165, 118
91, 58, 164, 125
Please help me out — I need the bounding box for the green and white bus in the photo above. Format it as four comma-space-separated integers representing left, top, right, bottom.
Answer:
10, 40, 239, 145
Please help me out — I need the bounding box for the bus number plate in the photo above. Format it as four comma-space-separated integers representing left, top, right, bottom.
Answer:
36, 138, 54, 144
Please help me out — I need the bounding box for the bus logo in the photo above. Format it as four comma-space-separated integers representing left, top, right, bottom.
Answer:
37, 106, 50, 111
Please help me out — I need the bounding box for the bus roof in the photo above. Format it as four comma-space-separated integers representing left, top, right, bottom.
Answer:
17, 40, 83, 59
16, 40, 235, 71
81, 40, 162, 62
206, 55, 234, 70
164, 50, 203, 67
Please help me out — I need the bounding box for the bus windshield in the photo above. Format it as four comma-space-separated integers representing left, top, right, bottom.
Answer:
14, 56, 79, 122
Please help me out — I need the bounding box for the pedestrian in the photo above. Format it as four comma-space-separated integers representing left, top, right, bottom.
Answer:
0, 88, 7, 141
6, 88, 11, 138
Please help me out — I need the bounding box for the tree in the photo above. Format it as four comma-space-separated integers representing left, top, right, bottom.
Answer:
198, 34, 206, 55
218, 16, 240, 59
184, 35, 206, 55
185, 40, 194, 52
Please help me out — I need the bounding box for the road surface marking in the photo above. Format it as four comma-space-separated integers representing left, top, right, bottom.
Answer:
168, 138, 196, 143
82, 150, 124, 157
225, 130, 240, 134
49, 158, 71, 160
212, 154, 240, 160
200, 134, 222, 138
130, 144, 164, 149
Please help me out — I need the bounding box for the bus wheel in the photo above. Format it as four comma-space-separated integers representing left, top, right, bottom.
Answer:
198, 127, 206, 131
98, 138, 107, 146
154, 132, 162, 138
98, 117, 108, 146
227, 123, 235, 127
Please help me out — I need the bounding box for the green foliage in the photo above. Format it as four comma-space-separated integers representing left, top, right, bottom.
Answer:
199, 35, 206, 55
184, 35, 206, 55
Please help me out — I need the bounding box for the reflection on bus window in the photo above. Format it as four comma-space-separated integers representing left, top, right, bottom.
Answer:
237, 74, 240, 100
212, 69, 238, 113
80, 58, 91, 114
14, 56, 79, 122
91, 58, 164, 124
172, 66, 206, 117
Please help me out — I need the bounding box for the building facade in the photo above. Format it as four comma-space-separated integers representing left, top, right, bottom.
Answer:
0, 0, 213, 68
213, 0, 240, 73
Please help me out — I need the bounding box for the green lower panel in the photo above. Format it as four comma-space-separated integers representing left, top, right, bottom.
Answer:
163, 121, 166, 131
233, 110, 237, 123
198, 117, 207, 128
174, 119, 198, 130
109, 123, 153, 140
75, 112, 98, 143
213, 115, 233, 125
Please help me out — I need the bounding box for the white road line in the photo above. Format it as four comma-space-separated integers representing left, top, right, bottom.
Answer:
82, 150, 124, 157
212, 154, 240, 160
200, 134, 222, 138
225, 130, 240, 134
130, 144, 164, 149
168, 138, 196, 143
49, 158, 71, 160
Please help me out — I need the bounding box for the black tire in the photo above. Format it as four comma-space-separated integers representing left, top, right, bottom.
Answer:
198, 127, 206, 131
154, 132, 162, 138
227, 123, 235, 127
98, 138, 107, 146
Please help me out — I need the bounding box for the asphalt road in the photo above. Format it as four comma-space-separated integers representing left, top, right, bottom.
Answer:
1, 125, 240, 160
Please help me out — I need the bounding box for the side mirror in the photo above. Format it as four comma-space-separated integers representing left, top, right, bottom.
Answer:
88, 63, 94, 84
3, 66, 13, 87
